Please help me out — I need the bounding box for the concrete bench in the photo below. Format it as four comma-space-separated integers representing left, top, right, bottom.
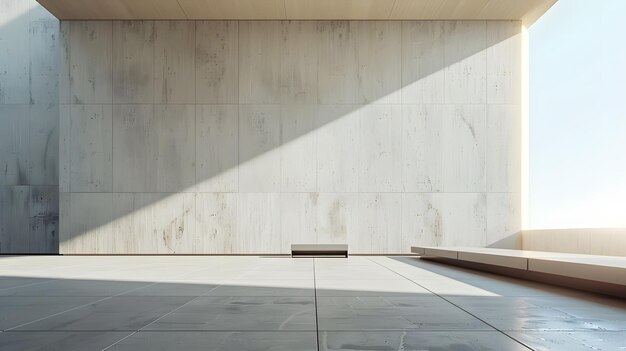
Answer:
291, 244, 348, 258
411, 246, 626, 298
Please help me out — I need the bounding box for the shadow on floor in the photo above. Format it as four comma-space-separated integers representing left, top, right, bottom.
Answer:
0, 256, 624, 350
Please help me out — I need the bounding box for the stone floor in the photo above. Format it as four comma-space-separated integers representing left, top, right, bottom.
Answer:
0, 255, 624, 350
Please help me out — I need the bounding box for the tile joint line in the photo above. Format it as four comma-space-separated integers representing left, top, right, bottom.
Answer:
313, 258, 320, 351
367, 257, 535, 351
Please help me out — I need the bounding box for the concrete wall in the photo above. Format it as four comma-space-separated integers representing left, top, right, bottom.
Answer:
0, 0, 59, 253
59, 20, 523, 254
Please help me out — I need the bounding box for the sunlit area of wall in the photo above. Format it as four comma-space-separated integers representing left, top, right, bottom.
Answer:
529, 0, 626, 229
55, 20, 524, 254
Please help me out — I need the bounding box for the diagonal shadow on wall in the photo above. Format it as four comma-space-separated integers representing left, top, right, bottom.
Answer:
56, 19, 523, 254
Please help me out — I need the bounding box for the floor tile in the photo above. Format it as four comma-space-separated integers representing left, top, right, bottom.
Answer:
145, 296, 316, 331
16, 296, 192, 331
0, 296, 98, 330
314, 267, 402, 280
528, 295, 626, 321
448, 296, 626, 331
0, 331, 131, 351
0, 279, 149, 297
120, 281, 219, 296
416, 278, 503, 297
206, 280, 314, 296
108, 331, 318, 350
317, 296, 491, 331
315, 257, 373, 266
316, 279, 431, 296
507, 331, 626, 350
0, 278, 50, 290
319, 331, 529, 351
452, 277, 582, 297
236, 271, 314, 280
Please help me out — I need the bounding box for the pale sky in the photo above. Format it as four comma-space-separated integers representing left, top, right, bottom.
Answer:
529, 0, 626, 228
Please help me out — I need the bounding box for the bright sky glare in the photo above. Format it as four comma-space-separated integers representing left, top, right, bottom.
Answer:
529, 0, 626, 228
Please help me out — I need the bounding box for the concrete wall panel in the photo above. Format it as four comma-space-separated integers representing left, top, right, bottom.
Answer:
238, 104, 281, 192
110, 193, 134, 253
487, 21, 522, 104
58, 21, 70, 105
239, 21, 282, 104
401, 193, 487, 251
315, 105, 359, 193
195, 21, 238, 104
112, 105, 155, 192
196, 105, 239, 192
153, 105, 196, 192
154, 21, 195, 104
0, 105, 30, 186
58, 105, 70, 192
318, 193, 358, 248
401, 193, 442, 252
70, 105, 112, 192
487, 192, 521, 247
317, 21, 358, 104
29, 104, 59, 185
112, 105, 195, 192
280, 21, 319, 104
0, 186, 30, 252
442, 104, 487, 192
355, 21, 401, 104
69, 21, 112, 104
280, 105, 317, 192
280, 193, 318, 253
112, 21, 154, 104
0, 0, 30, 104
358, 104, 402, 192
401, 104, 444, 192
401, 21, 445, 104
134, 192, 196, 254
444, 21, 487, 104
61, 192, 114, 254
487, 104, 522, 192
29, 16, 59, 105
402, 193, 487, 252
237, 193, 281, 253
196, 193, 237, 254
359, 193, 402, 254
29, 185, 59, 253
441, 193, 487, 247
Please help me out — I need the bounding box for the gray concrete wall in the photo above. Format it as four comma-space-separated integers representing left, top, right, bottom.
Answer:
59, 20, 523, 254
0, 0, 59, 253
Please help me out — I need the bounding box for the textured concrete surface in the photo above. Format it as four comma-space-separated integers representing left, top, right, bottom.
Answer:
0, 0, 59, 253
59, 20, 523, 254
0, 256, 624, 350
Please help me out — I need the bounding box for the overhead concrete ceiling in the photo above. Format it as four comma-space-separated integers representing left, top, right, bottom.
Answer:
37, 0, 557, 25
